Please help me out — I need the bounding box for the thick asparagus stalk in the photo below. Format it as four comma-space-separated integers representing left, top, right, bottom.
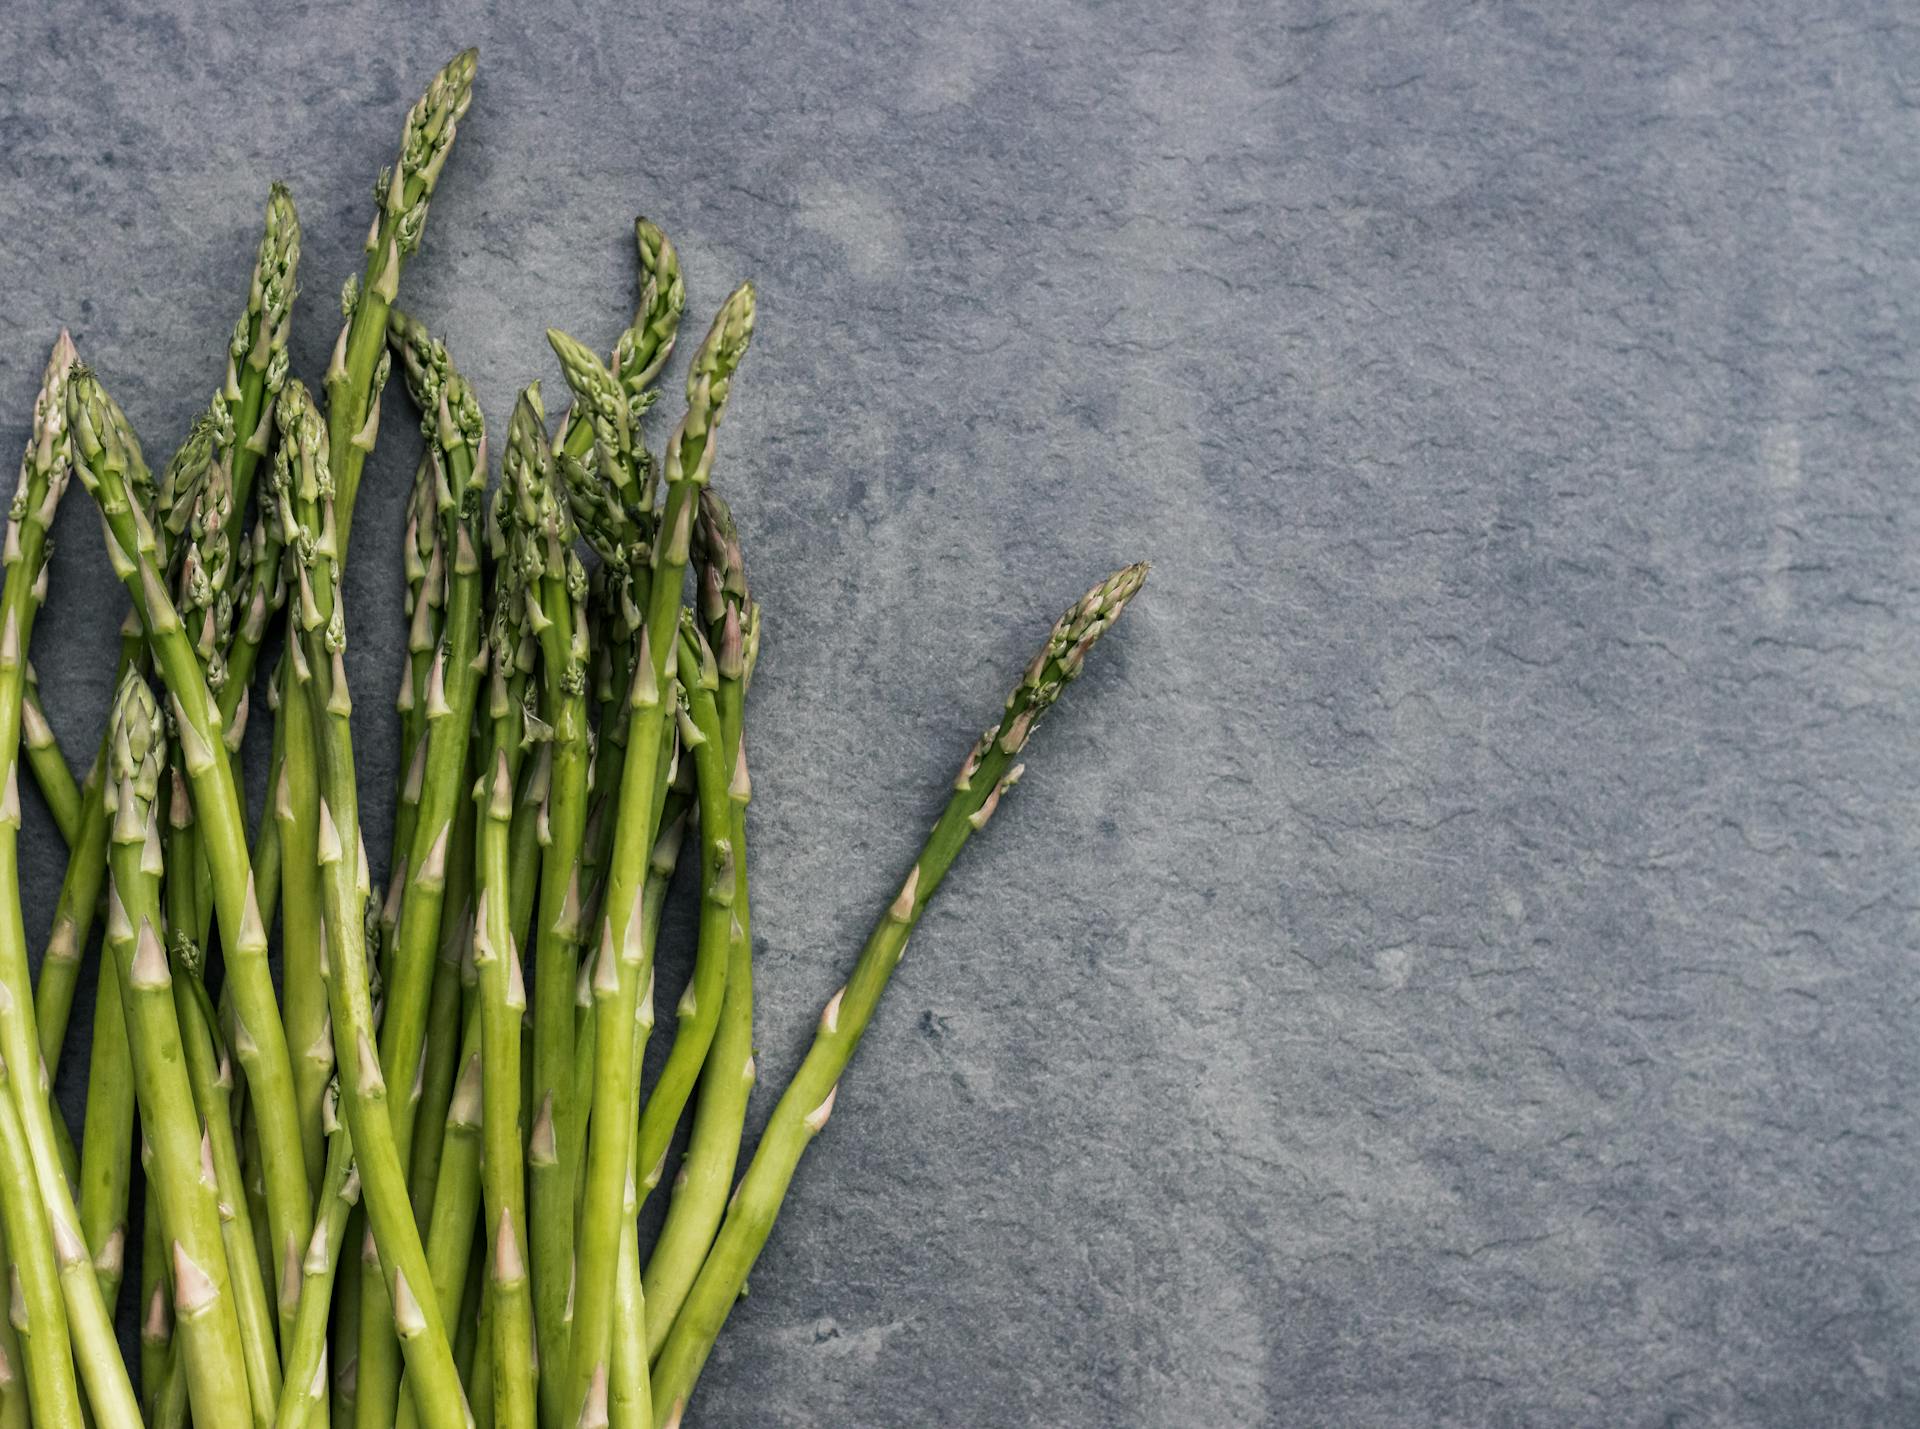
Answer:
271, 379, 470, 1429
563, 283, 755, 1425
102, 673, 254, 1428
649, 564, 1148, 1424
641, 493, 757, 1353
0, 338, 144, 1429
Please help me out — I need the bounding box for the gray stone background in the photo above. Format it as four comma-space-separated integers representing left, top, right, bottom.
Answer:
0, 1, 1915, 1424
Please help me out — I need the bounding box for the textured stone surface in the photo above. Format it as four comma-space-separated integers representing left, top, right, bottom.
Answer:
2, 1, 1917, 1424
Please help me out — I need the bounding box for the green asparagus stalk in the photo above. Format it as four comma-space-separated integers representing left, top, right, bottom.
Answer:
467, 384, 555, 1429
629, 618, 735, 1198
325, 47, 476, 538
563, 282, 755, 1425
139, 1199, 169, 1417
73, 911, 132, 1301
519, 371, 596, 1426
0, 337, 144, 1429
649, 564, 1147, 1424
0, 1038, 84, 1428
641, 493, 757, 1353
102, 672, 254, 1428
167, 921, 281, 1419
390, 449, 446, 912
221, 182, 300, 528
271, 379, 469, 1429
70, 370, 314, 1346
271, 1115, 358, 1429
19, 670, 80, 845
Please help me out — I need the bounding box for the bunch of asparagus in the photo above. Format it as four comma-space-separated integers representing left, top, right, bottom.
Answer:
0, 48, 1145, 1429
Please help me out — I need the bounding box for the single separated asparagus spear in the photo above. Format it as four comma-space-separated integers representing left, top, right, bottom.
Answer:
270, 379, 470, 1429
563, 282, 756, 1426
649, 564, 1148, 1425
0, 338, 145, 1429
466, 384, 556, 1429
642, 492, 758, 1355
69, 370, 314, 1344
19, 670, 81, 844
101, 672, 255, 1427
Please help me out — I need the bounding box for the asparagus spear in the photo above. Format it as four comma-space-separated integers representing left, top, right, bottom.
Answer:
70, 369, 314, 1346
221, 181, 300, 528
629, 617, 735, 1200
101, 672, 254, 1427
19, 670, 80, 845
642, 493, 757, 1353
0, 338, 145, 1429
518, 369, 596, 1424
271, 379, 470, 1429
649, 564, 1148, 1424
326, 47, 476, 538
271, 1112, 359, 1429
468, 385, 555, 1429
0, 1038, 84, 1428
563, 282, 755, 1425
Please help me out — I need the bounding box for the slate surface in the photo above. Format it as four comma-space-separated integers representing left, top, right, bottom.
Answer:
0, 1, 1916, 1425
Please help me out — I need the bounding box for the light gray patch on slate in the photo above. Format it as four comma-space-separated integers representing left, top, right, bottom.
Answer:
0, 1, 1917, 1424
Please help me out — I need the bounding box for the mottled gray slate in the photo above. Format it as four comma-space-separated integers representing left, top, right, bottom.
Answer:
0, 1, 1916, 1424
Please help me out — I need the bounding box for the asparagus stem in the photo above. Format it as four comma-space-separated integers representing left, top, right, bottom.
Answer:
221, 182, 300, 529
629, 620, 735, 1200
278, 669, 331, 1199
70, 371, 314, 1333
168, 918, 281, 1419
271, 1124, 358, 1429
0, 1039, 85, 1428
32, 722, 114, 1075
19, 672, 80, 845
649, 565, 1148, 1423
74, 911, 132, 1302
381, 309, 487, 1202
139, 1193, 169, 1416
102, 673, 255, 1428
564, 281, 756, 1427
271, 380, 469, 1429
0, 1222, 28, 1429
518, 370, 595, 1427
325, 48, 476, 539
468, 384, 559, 1429
405, 780, 477, 1223
642, 495, 756, 1353
0, 337, 144, 1428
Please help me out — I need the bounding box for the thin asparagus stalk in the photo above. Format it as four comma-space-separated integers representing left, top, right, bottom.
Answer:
325, 47, 476, 538
74, 910, 132, 1303
0, 1232, 28, 1429
629, 619, 735, 1197
102, 672, 254, 1428
19, 670, 80, 845
140, 1197, 169, 1417
380, 308, 487, 1183
649, 564, 1148, 1424
564, 282, 755, 1424
517, 373, 596, 1424
271, 1118, 359, 1429
220, 182, 300, 528
32, 716, 115, 1073
168, 922, 281, 1420
0, 337, 143, 1429
405, 784, 477, 1223
69, 371, 314, 1340
271, 379, 469, 1429
0, 1039, 85, 1428
606, 802, 690, 1428
641, 494, 757, 1353
467, 384, 555, 1429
